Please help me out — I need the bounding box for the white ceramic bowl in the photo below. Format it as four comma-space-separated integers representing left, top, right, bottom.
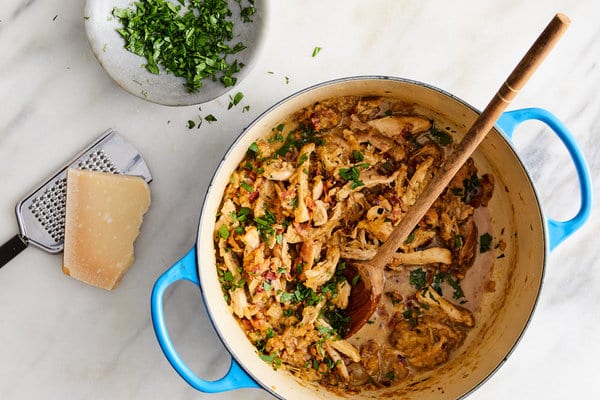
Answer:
84, 0, 268, 106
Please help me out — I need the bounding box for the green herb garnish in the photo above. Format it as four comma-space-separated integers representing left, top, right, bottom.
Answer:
479, 233, 493, 253
447, 275, 465, 300
254, 207, 277, 241
404, 230, 416, 244
274, 125, 324, 158
247, 141, 259, 155
297, 152, 309, 166
204, 114, 217, 123
217, 224, 230, 240
409, 268, 427, 289
429, 126, 453, 146
218, 270, 246, 292
228, 91, 244, 109
112, 0, 255, 92
351, 149, 364, 162
339, 164, 368, 189
240, 181, 253, 192
235, 0, 256, 22
312, 46, 322, 57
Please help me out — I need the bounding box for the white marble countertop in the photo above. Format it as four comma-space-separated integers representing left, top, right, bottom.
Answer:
1, 1, 599, 399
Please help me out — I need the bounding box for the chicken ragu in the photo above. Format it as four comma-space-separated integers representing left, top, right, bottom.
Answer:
214, 96, 494, 392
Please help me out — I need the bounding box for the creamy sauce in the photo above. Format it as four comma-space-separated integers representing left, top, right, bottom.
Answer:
349, 207, 495, 346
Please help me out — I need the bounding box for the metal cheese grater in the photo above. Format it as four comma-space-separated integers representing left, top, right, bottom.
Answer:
0, 129, 152, 268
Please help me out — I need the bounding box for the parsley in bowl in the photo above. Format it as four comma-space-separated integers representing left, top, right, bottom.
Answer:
84, 0, 267, 106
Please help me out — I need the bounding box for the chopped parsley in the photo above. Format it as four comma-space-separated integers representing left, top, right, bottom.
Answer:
235, 0, 256, 22
259, 352, 281, 369
240, 181, 253, 192
112, 0, 256, 92
409, 268, 427, 289
339, 163, 369, 189
233, 207, 251, 223
463, 174, 482, 203
204, 114, 217, 123
479, 233, 493, 253
274, 125, 324, 158
253, 207, 277, 241
218, 269, 245, 292
429, 125, 453, 146
297, 152, 309, 166
431, 272, 466, 301
351, 149, 364, 162
228, 91, 244, 109
447, 275, 465, 301
283, 283, 322, 306
323, 308, 350, 337
247, 141, 259, 156
217, 224, 230, 240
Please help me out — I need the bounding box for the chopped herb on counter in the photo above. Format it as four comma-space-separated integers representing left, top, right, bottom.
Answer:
228, 91, 244, 109
204, 114, 218, 123
312, 46, 322, 57
112, 0, 255, 92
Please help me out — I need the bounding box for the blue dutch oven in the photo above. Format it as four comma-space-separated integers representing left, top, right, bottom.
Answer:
151, 77, 591, 399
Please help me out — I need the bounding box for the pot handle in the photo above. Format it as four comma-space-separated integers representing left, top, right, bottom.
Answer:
497, 108, 592, 250
150, 246, 260, 392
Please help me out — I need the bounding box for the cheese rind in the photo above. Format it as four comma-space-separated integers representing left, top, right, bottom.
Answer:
62, 169, 151, 290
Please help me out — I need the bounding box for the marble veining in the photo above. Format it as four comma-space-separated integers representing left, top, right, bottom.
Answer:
1, 0, 599, 399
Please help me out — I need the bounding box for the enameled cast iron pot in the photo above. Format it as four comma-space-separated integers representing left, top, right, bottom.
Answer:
150, 77, 592, 399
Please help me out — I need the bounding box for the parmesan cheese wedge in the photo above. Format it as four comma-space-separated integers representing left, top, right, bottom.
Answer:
62, 169, 151, 290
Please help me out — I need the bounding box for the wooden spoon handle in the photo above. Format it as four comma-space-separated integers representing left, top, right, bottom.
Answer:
370, 13, 570, 269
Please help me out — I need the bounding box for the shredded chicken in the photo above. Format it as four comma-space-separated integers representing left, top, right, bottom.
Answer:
214, 95, 495, 393
367, 115, 432, 138
389, 247, 453, 267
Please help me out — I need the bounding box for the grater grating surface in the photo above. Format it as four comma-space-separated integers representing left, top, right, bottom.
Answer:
0, 129, 152, 268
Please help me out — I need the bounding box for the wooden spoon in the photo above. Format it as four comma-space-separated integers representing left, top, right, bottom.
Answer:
343, 13, 571, 338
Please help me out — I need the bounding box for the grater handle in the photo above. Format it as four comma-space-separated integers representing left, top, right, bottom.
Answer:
0, 234, 28, 268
